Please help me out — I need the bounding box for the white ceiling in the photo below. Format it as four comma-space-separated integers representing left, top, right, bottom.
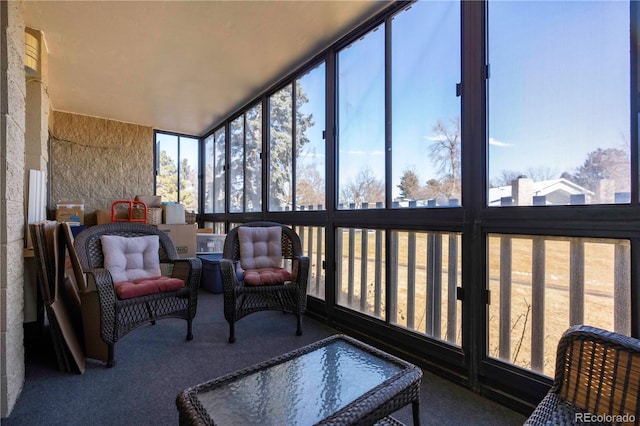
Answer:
24, 0, 391, 136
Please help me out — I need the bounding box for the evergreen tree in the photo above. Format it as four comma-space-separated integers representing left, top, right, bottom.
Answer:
180, 157, 196, 212
156, 150, 178, 203
244, 105, 262, 212
234, 82, 315, 211
228, 118, 245, 212
398, 168, 421, 199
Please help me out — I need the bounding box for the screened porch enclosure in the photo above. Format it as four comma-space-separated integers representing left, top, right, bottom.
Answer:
156, 0, 639, 413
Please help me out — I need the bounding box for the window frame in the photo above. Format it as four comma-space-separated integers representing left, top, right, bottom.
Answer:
153, 130, 200, 213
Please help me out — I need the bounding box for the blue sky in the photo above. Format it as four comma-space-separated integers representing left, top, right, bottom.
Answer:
488, 0, 629, 183
329, 0, 630, 197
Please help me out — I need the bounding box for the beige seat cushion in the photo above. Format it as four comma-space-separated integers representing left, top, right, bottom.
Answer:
114, 276, 185, 299
243, 267, 291, 286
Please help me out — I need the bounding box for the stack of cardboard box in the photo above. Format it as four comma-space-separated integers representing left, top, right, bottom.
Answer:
93, 196, 197, 259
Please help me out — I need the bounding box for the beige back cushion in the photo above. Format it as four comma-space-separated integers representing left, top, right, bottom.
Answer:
238, 226, 282, 270
100, 235, 161, 283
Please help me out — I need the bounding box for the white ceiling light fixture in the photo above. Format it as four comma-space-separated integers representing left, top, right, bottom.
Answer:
24, 29, 40, 77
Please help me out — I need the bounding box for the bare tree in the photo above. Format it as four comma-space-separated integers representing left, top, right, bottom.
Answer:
491, 167, 559, 188
524, 166, 559, 182
296, 163, 325, 208
490, 170, 524, 188
340, 166, 384, 208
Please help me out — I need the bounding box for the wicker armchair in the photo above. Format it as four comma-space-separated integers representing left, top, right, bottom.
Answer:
525, 325, 640, 425
73, 222, 201, 367
219, 222, 310, 343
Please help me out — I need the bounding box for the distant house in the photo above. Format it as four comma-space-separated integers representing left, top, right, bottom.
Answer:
488, 178, 595, 206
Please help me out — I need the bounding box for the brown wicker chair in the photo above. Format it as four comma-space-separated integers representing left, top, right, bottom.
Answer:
73, 222, 201, 367
219, 222, 310, 343
525, 325, 640, 425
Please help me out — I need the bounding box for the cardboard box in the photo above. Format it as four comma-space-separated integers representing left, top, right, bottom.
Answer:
56, 201, 84, 224
96, 209, 112, 224
135, 195, 162, 208
96, 207, 134, 224
155, 224, 197, 258
80, 289, 109, 363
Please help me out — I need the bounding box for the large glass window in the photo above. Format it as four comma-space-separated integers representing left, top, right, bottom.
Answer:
245, 104, 262, 212
269, 63, 327, 212
391, 1, 461, 208
155, 132, 199, 213
213, 128, 226, 213
337, 25, 385, 210
204, 134, 214, 213
488, 1, 630, 206
296, 63, 326, 211
269, 85, 293, 211
228, 104, 263, 213
203, 127, 226, 214
229, 116, 244, 213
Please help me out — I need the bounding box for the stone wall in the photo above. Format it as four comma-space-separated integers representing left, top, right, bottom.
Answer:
49, 112, 154, 226
0, 0, 26, 417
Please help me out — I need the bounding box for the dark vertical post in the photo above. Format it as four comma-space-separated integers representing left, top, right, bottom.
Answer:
499, 235, 512, 361
447, 234, 459, 344
336, 228, 343, 305
305, 226, 314, 292
531, 236, 545, 372
569, 238, 584, 325
315, 226, 323, 296
614, 241, 631, 335
375, 228, 383, 318
360, 216, 369, 312
432, 233, 443, 339
426, 232, 435, 335
348, 227, 355, 306
389, 231, 398, 324
407, 231, 416, 329
375, 202, 383, 318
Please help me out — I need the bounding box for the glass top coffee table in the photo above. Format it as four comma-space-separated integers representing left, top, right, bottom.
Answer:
176, 334, 422, 425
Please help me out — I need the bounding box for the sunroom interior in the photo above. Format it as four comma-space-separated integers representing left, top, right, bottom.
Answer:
2, 0, 639, 421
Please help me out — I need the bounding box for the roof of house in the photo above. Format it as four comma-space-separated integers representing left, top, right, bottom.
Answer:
488, 178, 594, 206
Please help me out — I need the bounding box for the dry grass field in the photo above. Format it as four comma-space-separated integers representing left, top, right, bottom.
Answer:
326, 229, 627, 378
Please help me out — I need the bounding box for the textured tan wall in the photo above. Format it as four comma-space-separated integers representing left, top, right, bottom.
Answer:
49, 112, 154, 226
1, 0, 26, 417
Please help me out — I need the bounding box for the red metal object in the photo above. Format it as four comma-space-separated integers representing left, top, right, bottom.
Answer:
111, 200, 147, 223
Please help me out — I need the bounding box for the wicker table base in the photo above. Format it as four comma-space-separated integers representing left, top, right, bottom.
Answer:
176, 334, 422, 425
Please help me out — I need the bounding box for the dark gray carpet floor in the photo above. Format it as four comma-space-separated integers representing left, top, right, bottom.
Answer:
3, 291, 526, 425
